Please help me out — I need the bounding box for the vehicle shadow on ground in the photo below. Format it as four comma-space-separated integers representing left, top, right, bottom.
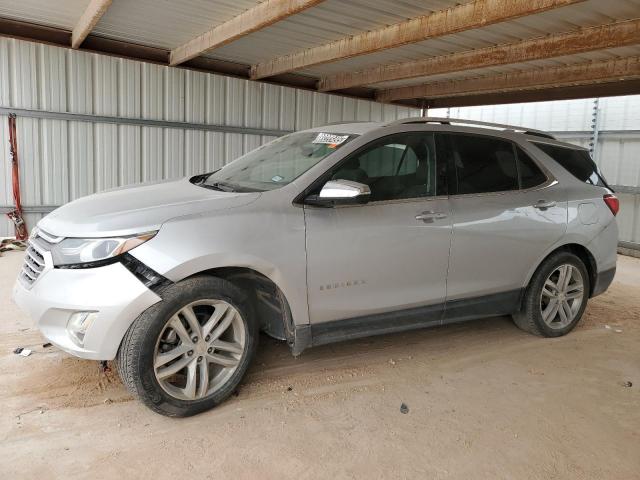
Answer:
8, 280, 633, 414
248, 314, 522, 380
5, 314, 518, 413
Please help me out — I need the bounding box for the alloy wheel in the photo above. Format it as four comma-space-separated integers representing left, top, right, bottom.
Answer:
153, 300, 246, 401
539, 264, 585, 329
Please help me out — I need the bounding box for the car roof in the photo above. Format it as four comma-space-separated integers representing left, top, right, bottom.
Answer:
303, 117, 587, 151
305, 121, 385, 135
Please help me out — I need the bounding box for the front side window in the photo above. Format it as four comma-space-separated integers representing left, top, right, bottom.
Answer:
330, 132, 444, 202
203, 131, 356, 192
437, 133, 519, 195
534, 142, 608, 187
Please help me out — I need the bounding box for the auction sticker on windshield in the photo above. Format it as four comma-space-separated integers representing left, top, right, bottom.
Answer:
313, 133, 350, 145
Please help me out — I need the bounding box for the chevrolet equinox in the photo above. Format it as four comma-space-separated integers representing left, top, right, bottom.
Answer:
13, 118, 619, 416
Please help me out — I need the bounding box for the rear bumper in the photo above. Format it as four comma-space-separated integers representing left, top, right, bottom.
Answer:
12, 261, 161, 360
591, 267, 616, 298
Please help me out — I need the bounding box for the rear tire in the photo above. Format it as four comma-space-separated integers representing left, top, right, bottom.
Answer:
513, 251, 590, 337
116, 276, 258, 417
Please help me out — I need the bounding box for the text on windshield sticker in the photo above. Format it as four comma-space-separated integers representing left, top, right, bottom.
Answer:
313, 133, 349, 145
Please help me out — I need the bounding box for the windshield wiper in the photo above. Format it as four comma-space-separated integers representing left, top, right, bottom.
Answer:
203, 181, 238, 192
199, 180, 264, 193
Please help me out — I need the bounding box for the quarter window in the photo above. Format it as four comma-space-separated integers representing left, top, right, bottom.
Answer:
330, 133, 444, 202
534, 142, 608, 187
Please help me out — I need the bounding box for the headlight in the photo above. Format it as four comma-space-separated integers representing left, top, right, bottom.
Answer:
51, 231, 157, 267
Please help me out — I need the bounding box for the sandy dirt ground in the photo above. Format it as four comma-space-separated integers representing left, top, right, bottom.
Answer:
0, 251, 638, 480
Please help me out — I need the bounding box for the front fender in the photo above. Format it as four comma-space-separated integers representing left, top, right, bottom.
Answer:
129, 206, 310, 328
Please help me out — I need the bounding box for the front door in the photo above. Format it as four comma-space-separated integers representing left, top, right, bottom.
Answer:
304, 132, 452, 326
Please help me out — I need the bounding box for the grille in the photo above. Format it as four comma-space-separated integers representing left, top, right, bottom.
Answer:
19, 229, 60, 288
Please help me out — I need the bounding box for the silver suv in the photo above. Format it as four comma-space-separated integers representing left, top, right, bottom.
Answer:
13, 118, 619, 416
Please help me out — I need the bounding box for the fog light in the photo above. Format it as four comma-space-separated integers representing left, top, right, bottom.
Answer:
67, 311, 97, 346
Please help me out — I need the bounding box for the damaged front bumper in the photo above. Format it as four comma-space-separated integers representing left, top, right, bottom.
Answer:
12, 260, 162, 360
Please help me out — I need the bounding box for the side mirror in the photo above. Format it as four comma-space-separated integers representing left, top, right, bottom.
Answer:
305, 179, 371, 206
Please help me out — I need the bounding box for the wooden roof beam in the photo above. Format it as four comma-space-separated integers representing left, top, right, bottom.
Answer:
250, 0, 586, 79
376, 56, 640, 103
421, 80, 640, 108
320, 18, 640, 91
169, 0, 325, 66
71, 0, 112, 49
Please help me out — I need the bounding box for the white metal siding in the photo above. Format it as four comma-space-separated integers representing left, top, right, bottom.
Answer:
0, 37, 417, 236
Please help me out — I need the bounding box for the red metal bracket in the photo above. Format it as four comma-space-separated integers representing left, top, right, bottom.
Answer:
7, 114, 28, 240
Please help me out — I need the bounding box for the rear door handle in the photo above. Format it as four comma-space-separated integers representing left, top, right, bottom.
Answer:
415, 211, 448, 222
533, 200, 556, 210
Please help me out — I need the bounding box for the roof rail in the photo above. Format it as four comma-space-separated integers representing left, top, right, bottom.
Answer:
322, 120, 374, 126
386, 117, 556, 140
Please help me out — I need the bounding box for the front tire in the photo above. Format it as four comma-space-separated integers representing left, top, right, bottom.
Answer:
513, 251, 590, 337
116, 276, 258, 417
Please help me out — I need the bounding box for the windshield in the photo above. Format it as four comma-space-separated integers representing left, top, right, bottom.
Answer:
201, 131, 356, 192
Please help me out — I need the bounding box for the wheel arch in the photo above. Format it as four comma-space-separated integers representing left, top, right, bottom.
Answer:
184, 266, 296, 345
526, 243, 597, 297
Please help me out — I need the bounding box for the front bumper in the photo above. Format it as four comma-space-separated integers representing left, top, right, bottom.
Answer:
12, 261, 162, 360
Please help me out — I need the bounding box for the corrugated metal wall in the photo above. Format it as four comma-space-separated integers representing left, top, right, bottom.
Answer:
432, 96, 640, 245
4, 37, 639, 246
0, 37, 418, 236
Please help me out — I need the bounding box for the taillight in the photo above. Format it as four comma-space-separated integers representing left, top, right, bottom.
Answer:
603, 193, 619, 216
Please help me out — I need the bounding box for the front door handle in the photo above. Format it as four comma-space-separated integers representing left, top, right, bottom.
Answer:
533, 200, 557, 210
415, 211, 448, 223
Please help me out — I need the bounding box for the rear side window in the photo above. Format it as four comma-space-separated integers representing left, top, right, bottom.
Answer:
437, 133, 518, 194
534, 143, 608, 187
516, 147, 547, 189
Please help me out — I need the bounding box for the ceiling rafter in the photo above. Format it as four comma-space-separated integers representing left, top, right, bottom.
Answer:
250, 0, 586, 79
319, 18, 640, 92
376, 56, 640, 103
169, 0, 325, 66
71, 0, 112, 49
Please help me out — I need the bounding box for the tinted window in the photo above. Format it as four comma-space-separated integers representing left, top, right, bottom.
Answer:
534, 143, 607, 187
331, 133, 445, 201
516, 147, 547, 189
439, 134, 518, 194
357, 143, 418, 177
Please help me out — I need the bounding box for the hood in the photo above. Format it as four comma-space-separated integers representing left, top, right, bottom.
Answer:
38, 178, 260, 237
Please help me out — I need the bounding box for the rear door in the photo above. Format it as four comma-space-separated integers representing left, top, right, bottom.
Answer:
304, 131, 452, 325
436, 132, 567, 315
